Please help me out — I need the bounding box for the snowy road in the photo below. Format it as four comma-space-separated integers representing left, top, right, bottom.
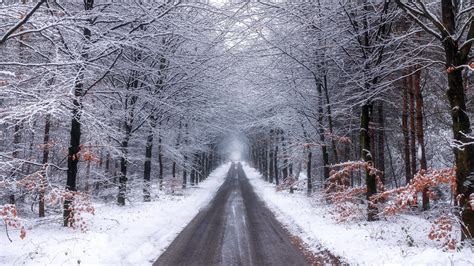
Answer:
154, 163, 338, 265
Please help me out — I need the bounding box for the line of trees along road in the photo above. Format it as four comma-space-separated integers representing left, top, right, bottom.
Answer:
0, 0, 473, 245
242, 0, 474, 242
0, 1, 231, 227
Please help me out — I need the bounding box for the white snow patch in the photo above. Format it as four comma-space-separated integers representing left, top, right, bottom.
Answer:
1, 163, 230, 265
242, 162, 474, 265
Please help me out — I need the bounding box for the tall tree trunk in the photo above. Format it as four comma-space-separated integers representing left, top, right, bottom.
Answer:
158, 129, 164, 190
281, 133, 291, 193
182, 162, 187, 189
257, 144, 263, 173
269, 130, 274, 184
413, 67, 429, 210
316, 82, 330, 181
361, 103, 378, 221
26, 120, 36, 175
9, 123, 21, 205
143, 128, 153, 202
182, 123, 189, 189
172, 161, 176, 179
323, 74, 339, 163
289, 162, 293, 177
408, 74, 417, 185
201, 154, 206, 181
117, 71, 140, 204
307, 149, 312, 196
274, 135, 279, 186
64, 73, 83, 224
301, 123, 312, 195
263, 144, 268, 181
440, 0, 474, 239
376, 102, 385, 186
102, 151, 110, 190
281, 133, 288, 180
191, 154, 197, 186
204, 153, 209, 179
117, 126, 130, 206
85, 157, 91, 192
39, 114, 51, 218
402, 78, 412, 185
64, 0, 94, 226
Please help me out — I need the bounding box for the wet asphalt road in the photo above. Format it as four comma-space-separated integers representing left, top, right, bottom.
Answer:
154, 163, 339, 266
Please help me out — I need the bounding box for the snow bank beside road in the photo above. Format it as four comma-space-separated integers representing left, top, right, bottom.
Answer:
243, 163, 474, 265
1, 163, 230, 265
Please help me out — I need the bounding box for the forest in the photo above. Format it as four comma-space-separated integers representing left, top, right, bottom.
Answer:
1, 0, 473, 264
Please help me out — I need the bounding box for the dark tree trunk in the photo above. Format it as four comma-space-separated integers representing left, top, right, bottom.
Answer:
143, 128, 153, 202
402, 78, 412, 185
205, 153, 209, 179
102, 151, 110, 190
201, 152, 206, 180
274, 141, 279, 186
408, 75, 417, 183
323, 74, 339, 163
257, 144, 262, 173
198, 153, 203, 183
85, 157, 91, 192
118, 68, 140, 204
281, 133, 288, 180
269, 130, 274, 184
413, 68, 429, 210
26, 120, 36, 175
191, 154, 197, 186
182, 164, 187, 189
118, 130, 130, 206
9, 123, 22, 205
182, 124, 189, 189
39, 114, 51, 218
158, 131, 164, 190
64, 0, 94, 226
172, 161, 176, 179
64, 73, 83, 225
361, 103, 378, 221
289, 162, 293, 177
281, 133, 291, 193
263, 145, 268, 181
316, 82, 330, 181
376, 102, 385, 186
307, 149, 312, 196
440, 0, 474, 240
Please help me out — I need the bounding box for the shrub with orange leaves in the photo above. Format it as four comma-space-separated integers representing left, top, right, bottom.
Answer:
2, 169, 95, 237
324, 131, 352, 145
368, 168, 457, 248
81, 144, 100, 163
370, 168, 456, 215
428, 214, 457, 250
324, 161, 383, 222
68, 144, 101, 163
1, 204, 26, 241
46, 188, 95, 232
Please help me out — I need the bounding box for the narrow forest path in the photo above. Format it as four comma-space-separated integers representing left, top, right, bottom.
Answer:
154, 163, 339, 266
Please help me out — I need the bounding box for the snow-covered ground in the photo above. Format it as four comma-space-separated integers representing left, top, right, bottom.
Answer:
243, 163, 474, 265
1, 163, 230, 265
